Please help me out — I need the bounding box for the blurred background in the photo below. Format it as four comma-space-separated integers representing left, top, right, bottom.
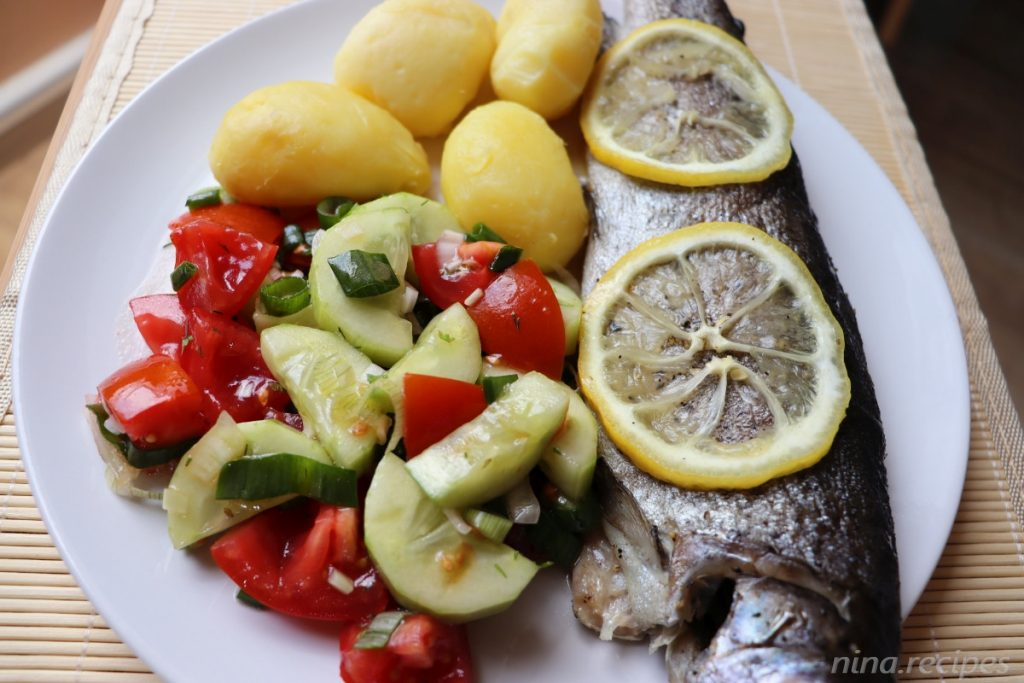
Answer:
0, 0, 1021, 415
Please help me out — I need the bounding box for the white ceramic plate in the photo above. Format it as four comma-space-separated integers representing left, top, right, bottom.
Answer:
13, 0, 969, 680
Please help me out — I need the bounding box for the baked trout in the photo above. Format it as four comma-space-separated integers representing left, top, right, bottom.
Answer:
569, 1, 901, 680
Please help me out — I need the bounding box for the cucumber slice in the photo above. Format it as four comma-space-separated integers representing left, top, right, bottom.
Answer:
310, 208, 413, 367
348, 193, 463, 245
365, 454, 538, 622
237, 419, 331, 463
374, 304, 482, 413
406, 372, 569, 508
373, 304, 481, 457
540, 392, 598, 501
478, 362, 597, 501
164, 413, 278, 549
253, 301, 317, 333
260, 325, 387, 473
546, 277, 582, 356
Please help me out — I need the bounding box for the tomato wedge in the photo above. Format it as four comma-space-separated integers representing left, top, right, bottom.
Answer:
97, 355, 208, 448
129, 294, 186, 361
339, 614, 473, 683
412, 242, 500, 310
171, 219, 277, 317
403, 374, 487, 458
468, 260, 565, 379
180, 308, 290, 422
170, 203, 286, 245
211, 502, 388, 622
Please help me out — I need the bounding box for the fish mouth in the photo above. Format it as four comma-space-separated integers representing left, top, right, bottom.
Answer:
571, 470, 872, 681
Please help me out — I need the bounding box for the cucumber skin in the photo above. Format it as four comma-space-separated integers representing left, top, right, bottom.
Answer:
365, 454, 538, 623
309, 208, 413, 367
260, 325, 385, 474
545, 277, 582, 356
406, 372, 570, 509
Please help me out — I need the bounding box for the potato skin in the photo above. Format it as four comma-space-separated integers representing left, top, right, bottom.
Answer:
333, 0, 496, 139
209, 81, 430, 207
441, 101, 588, 270
491, 0, 603, 120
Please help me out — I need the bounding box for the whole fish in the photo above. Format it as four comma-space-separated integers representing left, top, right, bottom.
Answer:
570, 0, 901, 680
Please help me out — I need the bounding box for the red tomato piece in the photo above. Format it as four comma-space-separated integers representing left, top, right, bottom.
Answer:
98, 355, 208, 448
340, 614, 474, 683
171, 219, 277, 317
468, 260, 565, 379
456, 240, 503, 268
170, 203, 286, 245
412, 243, 498, 310
180, 308, 290, 422
403, 374, 487, 458
211, 501, 389, 622
129, 294, 186, 361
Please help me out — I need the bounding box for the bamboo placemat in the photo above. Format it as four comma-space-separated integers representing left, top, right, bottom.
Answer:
2, 0, 1023, 680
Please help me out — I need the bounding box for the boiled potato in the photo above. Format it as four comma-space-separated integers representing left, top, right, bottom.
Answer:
333, 0, 496, 139
491, 0, 603, 120
441, 101, 588, 270
209, 81, 430, 207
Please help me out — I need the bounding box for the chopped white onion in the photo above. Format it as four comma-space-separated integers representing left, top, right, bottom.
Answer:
401, 284, 419, 315
463, 288, 484, 306
327, 566, 355, 594
436, 230, 465, 267
505, 479, 541, 525
103, 414, 125, 436
443, 508, 473, 535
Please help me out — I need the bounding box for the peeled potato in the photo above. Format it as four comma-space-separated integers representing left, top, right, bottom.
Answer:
441, 101, 588, 270
491, 0, 603, 120
209, 81, 430, 207
333, 0, 496, 139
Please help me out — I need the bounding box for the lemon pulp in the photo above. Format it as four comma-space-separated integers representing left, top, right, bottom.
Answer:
581, 19, 793, 187
579, 222, 850, 489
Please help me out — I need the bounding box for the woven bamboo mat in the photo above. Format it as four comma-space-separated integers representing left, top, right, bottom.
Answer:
2, 0, 1023, 680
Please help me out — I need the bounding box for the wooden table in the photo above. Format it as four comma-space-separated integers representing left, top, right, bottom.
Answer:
2, 1, 1023, 680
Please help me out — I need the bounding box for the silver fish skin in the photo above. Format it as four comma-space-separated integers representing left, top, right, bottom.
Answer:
570, 1, 901, 681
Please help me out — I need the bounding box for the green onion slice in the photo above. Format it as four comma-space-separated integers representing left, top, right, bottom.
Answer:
185, 186, 222, 210
354, 611, 406, 650
466, 223, 507, 244
490, 245, 523, 272
86, 403, 195, 469
524, 506, 583, 571
215, 453, 358, 507
236, 589, 268, 610
280, 224, 307, 255
465, 508, 513, 543
259, 277, 311, 316
317, 197, 356, 229
171, 261, 198, 292
482, 374, 519, 404
329, 250, 400, 298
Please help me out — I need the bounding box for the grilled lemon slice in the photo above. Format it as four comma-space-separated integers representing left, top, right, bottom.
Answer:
580, 19, 793, 187
579, 223, 849, 489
